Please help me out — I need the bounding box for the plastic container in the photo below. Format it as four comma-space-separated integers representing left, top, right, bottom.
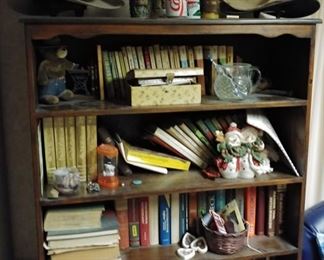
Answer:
96, 143, 119, 189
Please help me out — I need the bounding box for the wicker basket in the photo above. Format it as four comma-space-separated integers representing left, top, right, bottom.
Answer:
202, 219, 248, 255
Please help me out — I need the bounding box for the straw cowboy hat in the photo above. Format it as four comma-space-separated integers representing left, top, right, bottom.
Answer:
66, 0, 125, 9
221, 0, 320, 17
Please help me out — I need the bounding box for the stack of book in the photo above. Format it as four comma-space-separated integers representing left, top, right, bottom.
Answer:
44, 205, 120, 260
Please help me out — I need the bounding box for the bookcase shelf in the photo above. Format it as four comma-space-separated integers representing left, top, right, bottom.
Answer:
35, 95, 307, 118
40, 171, 303, 207
121, 236, 298, 260
22, 17, 319, 259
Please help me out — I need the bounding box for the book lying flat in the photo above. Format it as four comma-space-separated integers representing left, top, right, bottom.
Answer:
49, 245, 120, 260
46, 211, 119, 240
47, 234, 119, 249
44, 205, 104, 232
122, 139, 190, 171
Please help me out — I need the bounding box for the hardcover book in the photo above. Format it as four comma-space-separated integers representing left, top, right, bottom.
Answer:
115, 199, 129, 249
42, 117, 57, 184
86, 116, 97, 182
148, 195, 159, 245
171, 193, 180, 243
128, 198, 140, 247
179, 193, 188, 239
53, 117, 66, 169
138, 197, 150, 246
75, 116, 87, 182
245, 187, 257, 237
159, 194, 171, 245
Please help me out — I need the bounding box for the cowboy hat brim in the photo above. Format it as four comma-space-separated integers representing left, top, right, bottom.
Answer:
66, 0, 125, 9
222, 0, 292, 11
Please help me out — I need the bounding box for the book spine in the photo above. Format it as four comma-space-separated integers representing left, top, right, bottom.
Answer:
226, 46, 234, 64
114, 51, 125, 100
218, 45, 227, 64
172, 46, 181, 69
153, 44, 163, 69
96, 44, 105, 100
131, 46, 139, 69
225, 189, 235, 204
179, 45, 188, 68
148, 46, 157, 69
275, 185, 287, 235
75, 116, 87, 182
266, 186, 277, 237
256, 187, 265, 235
160, 46, 171, 69
64, 116, 76, 168
188, 192, 198, 235
136, 46, 146, 69
118, 51, 127, 99
244, 187, 257, 237
204, 118, 217, 138
196, 119, 214, 141
109, 51, 120, 100
171, 193, 180, 244
179, 193, 187, 239
197, 192, 207, 218
115, 199, 130, 250
128, 198, 140, 247
42, 117, 56, 184
86, 116, 97, 182
235, 188, 245, 219
126, 46, 135, 70
121, 47, 130, 73
207, 191, 216, 212
214, 190, 226, 212
138, 197, 150, 246
53, 117, 66, 169
102, 50, 115, 100
143, 47, 152, 69
148, 195, 159, 245
187, 46, 195, 68
168, 46, 176, 69
193, 45, 206, 96
37, 123, 44, 196
159, 194, 171, 245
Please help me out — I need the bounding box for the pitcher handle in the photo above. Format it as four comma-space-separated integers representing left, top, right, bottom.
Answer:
250, 66, 262, 92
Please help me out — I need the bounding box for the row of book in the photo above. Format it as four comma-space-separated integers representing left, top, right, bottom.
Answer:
43, 205, 120, 260
97, 44, 235, 102
40, 116, 97, 186
115, 185, 287, 249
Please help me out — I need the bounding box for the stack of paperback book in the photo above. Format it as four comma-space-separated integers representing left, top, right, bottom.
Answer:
43, 205, 120, 260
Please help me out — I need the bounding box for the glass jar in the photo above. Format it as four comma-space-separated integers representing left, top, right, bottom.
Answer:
96, 143, 119, 189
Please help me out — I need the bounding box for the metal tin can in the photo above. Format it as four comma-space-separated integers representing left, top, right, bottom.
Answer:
166, 0, 188, 17
187, 0, 201, 18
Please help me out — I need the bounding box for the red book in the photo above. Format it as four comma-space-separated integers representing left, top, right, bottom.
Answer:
128, 198, 140, 247
138, 197, 150, 246
188, 192, 198, 235
256, 187, 265, 235
143, 47, 152, 69
115, 199, 129, 249
244, 187, 257, 237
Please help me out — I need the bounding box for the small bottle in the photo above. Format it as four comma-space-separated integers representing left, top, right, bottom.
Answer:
97, 143, 119, 189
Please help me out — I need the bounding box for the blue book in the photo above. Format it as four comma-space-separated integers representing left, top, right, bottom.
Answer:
215, 190, 226, 212
179, 193, 187, 238
159, 194, 171, 245
197, 192, 207, 218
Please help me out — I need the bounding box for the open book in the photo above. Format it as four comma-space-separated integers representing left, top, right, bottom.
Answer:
246, 110, 300, 177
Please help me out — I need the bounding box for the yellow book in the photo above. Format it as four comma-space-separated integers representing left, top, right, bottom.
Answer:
148, 46, 157, 69
75, 116, 87, 182
160, 46, 171, 69
153, 44, 163, 69
53, 117, 66, 169
172, 46, 181, 69
122, 139, 190, 171
86, 116, 97, 182
187, 46, 195, 68
64, 117, 76, 168
97, 44, 105, 101
42, 118, 56, 185
226, 46, 234, 64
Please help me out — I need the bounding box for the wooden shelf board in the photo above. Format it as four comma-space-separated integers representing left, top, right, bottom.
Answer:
35, 95, 307, 118
121, 236, 298, 260
40, 171, 303, 207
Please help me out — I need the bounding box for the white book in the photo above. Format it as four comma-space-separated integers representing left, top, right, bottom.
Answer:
131, 46, 139, 69
171, 193, 180, 244
148, 46, 157, 69
178, 122, 213, 158
179, 45, 188, 68
152, 127, 207, 169
173, 125, 211, 162
149, 195, 159, 245
126, 46, 135, 70
136, 46, 146, 69
160, 46, 171, 69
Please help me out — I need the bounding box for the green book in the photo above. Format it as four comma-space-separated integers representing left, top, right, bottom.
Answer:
102, 50, 115, 100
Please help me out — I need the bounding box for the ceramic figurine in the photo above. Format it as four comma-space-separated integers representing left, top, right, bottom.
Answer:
215, 122, 273, 179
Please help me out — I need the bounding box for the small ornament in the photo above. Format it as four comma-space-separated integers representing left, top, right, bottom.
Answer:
87, 181, 101, 193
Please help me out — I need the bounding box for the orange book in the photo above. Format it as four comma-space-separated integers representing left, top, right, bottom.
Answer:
188, 192, 198, 235
244, 187, 257, 237
115, 199, 129, 249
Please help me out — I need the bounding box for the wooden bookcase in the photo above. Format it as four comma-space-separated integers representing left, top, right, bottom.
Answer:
22, 17, 320, 260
